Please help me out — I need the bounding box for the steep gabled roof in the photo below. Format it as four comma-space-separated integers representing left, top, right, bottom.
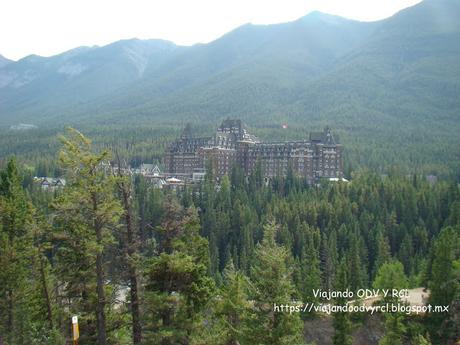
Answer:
309, 132, 323, 141
181, 123, 193, 139
309, 128, 339, 144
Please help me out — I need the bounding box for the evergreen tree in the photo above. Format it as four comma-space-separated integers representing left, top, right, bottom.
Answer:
143, 199, 215, 345
0, 159, 64, 344
379, 313, 406, 345
372, 225, 391, 278
29, 212, 64, 344
411, 334, 432, 345
319, 232, 332, 290
374, 261, 408, 345
114, 162, 143, 344
0, 158, 34, 344
348, 233, 366, 292
215, 262, 252, 345
373, 260, 408, 303
429, 226, 459, 307
53, 129, 123, 344
398, 234, 414, 275
300, 232, 321, 314
428, 226, 460, 342
249, 220, 305, 345
332, 259, 352, 345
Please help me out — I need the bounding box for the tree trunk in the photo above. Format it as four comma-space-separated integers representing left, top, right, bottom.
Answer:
117, 167, 142, 344
7, 289, 13, 344
93, 194, 107, 345
95, 249, 107, 345
39, 255, 54, 329
123, 187, 142, 344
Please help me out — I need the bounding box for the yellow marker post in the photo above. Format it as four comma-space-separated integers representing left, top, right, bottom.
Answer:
72, 316, 79, 345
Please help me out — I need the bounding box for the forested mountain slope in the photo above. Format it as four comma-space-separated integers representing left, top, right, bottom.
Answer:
0, 39, 182, 123
0, 0, 459, 175
2, 0, 459, 128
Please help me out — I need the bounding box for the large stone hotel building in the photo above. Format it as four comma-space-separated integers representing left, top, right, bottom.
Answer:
164, 119, 343, 183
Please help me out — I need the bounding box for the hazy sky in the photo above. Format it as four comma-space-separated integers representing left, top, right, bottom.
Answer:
1, 0, 422, 61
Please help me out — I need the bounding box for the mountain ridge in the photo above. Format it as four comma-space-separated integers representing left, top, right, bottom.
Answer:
0, 0, 459, 132
0, 54, 13, 69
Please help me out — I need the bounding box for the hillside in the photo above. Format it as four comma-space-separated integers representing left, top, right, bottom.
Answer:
1, 0, 459, 127
0, 0, 459, 175
0, 12, 377, 126
0, 39, 182, 123
0, 54, 12, 68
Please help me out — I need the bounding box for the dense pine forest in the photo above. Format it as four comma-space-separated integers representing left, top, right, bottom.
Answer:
1, 119, 459, 182
1, 129, 459, 345
1, 0, 460, 182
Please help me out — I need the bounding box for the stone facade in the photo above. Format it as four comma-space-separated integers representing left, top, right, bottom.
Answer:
164, 119, 343, 183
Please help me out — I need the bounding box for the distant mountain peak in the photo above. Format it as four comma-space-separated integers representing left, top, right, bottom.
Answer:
21, 54, 45, 61
107, 38, 178, 48
306, 10, 330, 17
299, 11, 355, 25
302, 10, 334, 19
0, 54, 13, 68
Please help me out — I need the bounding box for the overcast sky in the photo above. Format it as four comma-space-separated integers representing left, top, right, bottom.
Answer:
0, 0, 422, 61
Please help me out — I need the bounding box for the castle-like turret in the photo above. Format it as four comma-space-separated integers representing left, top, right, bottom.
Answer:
164, 119, 343, 182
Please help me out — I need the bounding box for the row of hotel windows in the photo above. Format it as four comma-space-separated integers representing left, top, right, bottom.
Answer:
317, 170, 341, 177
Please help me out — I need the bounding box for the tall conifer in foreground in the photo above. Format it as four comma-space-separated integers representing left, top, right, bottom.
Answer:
428, 226, 460, 343
249, 220, 305, 345
215, 261, 252, 345
0, 158, 33, 344
143, 199, 215, 345
114, 160, 143, 344
53, 129, 122, 345
0, 158, 63, 344
373, 260, 408, 345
